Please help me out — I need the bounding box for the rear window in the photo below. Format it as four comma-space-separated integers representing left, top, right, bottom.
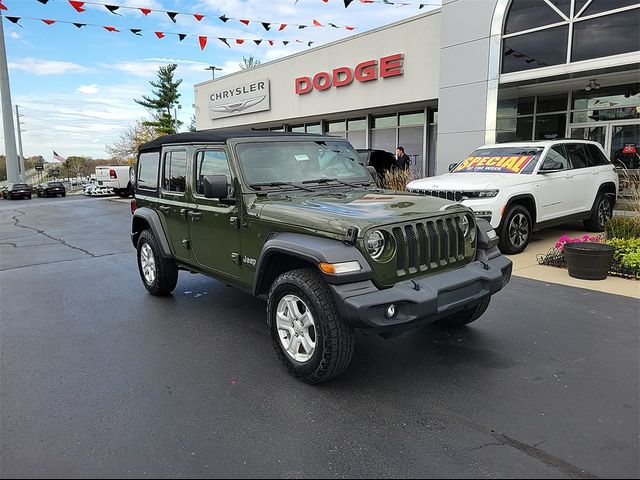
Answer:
13, 184, 29, 188
452, 147, 543, 174
137, 152, 160, 190
48, 182, 63, 187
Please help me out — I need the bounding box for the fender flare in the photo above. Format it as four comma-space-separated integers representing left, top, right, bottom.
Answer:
131, 207, 172, 258
253, 232, 373, 295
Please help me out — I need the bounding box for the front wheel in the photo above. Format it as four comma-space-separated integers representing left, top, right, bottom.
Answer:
584, 193, 612, 232
268, 268, 354, 384
436, 297, 491, 328
136, 230, 178, 296
498, 205, 532, 254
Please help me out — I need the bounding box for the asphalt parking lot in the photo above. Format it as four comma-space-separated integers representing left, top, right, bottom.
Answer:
1, 196, 638, 479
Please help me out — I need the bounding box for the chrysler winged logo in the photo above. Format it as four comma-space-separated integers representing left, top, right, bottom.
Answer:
210, 95, 267, 114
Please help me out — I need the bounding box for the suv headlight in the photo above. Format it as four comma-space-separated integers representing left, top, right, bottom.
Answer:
365, 230, 385, 260
462, 190, 499, 199
460, 214, 476, 242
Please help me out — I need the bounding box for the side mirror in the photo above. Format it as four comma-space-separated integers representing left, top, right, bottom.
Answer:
203, 175, 229, 199
449, 163, 458, 172
366, 166, 381, 187
539, 161, 564, 173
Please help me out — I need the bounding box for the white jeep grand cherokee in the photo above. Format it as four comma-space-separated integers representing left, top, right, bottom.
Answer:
407, 140, 619, 254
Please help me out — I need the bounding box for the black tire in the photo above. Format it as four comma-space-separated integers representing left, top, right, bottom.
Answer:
583, 193, 613, 232
436, 297, 491, 328
62, 193, 66, 197
498, 205, 533, 254
44, 192, 48, 198
268, 268, 354, 384
27, 195, 31, 200
136, 229, 178, 296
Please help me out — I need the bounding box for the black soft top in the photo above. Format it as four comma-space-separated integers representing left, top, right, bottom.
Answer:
139, 130, 325, 151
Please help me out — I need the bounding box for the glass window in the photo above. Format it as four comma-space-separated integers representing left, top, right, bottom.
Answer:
347, 118, 367, 131
502, 26, 569, 73
566, 143, 590, 169
572, 84, 640, 110
516, 116, 534, 140
545, 145, 571, 170
290, 125, 305, 133
399, 111, 425, 126
163, 150, 187, 193
572, 10, 640, 62
518, 96, 535, 115
194, 150, 232, 196
504, 0, 565, 34
548, 0, 571, 16
371, 128, 396, 153
574, 0, 591, 15
535, 114, 566, 140
498, 97, 517, 118
327, 120, 346, 133
582, 0, 639, 16
373, 115, 396, 129
347, 131, 366, 149
137, 152, 159, 190
537, 94, 568, 113
306, 123, 322, 134
399, 125, 425, 176
586, 144, 610, 166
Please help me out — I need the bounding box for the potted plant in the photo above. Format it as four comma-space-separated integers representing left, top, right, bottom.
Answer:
563, 242, 616, 280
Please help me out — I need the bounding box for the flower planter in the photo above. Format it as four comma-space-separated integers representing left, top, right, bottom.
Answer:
564, 242, 616, 280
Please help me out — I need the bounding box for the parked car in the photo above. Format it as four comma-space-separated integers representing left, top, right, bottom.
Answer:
407, 140, 619, 254
95, 165, 134, 197
37, 181, 66, 198
357, 149, 397, 178
131, 131, 512, 384
3, 183, 32, 200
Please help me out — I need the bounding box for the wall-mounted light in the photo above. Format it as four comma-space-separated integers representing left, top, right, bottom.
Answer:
585, 79, 601, 92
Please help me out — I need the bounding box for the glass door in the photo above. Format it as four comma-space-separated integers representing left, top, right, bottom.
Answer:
608, 122, 640, 169
570, 124, 607, 147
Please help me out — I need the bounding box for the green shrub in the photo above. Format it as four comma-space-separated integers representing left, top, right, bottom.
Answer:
622, 252, 640, 270
607, 238, 640, 272
605, 216, 640, 240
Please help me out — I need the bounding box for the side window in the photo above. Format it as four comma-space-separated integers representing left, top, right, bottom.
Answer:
163, 150, 187, 194
586, 144, 609, 167
194, 150, 232, 196
544, 145, 571, 170
566, 143, 589, 169
137, 152, 160, 190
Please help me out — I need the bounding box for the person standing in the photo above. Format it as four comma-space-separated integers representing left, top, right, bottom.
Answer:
395, 146, 411, 170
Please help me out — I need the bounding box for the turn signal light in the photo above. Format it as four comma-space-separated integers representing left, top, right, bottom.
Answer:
319, 261, 361, 275
130, 200, 137, 215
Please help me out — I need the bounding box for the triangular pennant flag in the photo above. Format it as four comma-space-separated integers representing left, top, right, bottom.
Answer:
105, 5, 120, 15
308, 42, 314, 47
73, 23, 86, 28
139, 8, 151, 15
199, 36, 208, 50
346, 26, 355, 31
262, 22, 271, 31
240, 19, 250, 26
155, 31, 165, 39
68, 1, 85, 13
219, 15, 229, 23
130, 29, 142, 36
103, 26, 119, 32
504, 48, 514, 56
268, 40, 274, 46
344, 0, 354, 6
419, 3, 425, 8
254, 40, 262, 46
0, 1, 7, 10
279, 24, 287, 31
218, 37, 231, 48
329, 23, 339, 28
298, 25, 307, 29
167, 12, 178, 23
36, 0, 50, 4
283, 41, 289, 46
6, 17, 21, 25
194, 13, 204, 21
178, 34, 187, 41
236, 39, 245, 44
41, 19, 56, 25
313, 20, 323, 27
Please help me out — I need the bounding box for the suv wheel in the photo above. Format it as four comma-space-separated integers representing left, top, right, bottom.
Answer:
137, 229, 178, 296
584, 193, 612, 232
268, 268, 354, 384
499, 205, 532, 254
436, 297, 490, 328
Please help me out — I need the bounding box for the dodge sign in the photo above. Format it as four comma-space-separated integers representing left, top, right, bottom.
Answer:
209, 79, 270, 119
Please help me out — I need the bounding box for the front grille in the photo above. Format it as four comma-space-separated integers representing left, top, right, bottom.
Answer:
387, 215, 468, 276
409, 189, 464, 202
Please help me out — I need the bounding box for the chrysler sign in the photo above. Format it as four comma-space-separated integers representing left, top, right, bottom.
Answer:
209, 79, 270, 119
295, 54, 404, 95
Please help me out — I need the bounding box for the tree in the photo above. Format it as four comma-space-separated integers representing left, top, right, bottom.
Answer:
64, 156, 90, 178
240, 56, 261, 70
106, 119, 159, 164
135, 64, 183, 135
188, 115, 197, 132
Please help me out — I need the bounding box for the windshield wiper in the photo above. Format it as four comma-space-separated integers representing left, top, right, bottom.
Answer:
249, 181, 315, 192
301, 177, 366, 188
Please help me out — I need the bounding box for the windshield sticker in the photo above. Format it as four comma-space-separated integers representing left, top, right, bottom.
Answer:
295, 154, 310, 162
453, 155, 535, 174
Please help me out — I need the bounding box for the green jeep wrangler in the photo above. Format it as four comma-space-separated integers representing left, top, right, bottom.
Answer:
131, 131, 512, 384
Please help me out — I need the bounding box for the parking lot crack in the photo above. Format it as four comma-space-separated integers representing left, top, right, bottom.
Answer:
10, 210, 97, 257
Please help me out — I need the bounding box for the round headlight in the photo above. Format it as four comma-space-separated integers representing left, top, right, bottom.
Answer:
461, 214, 476, 242
366, 230, 385, 260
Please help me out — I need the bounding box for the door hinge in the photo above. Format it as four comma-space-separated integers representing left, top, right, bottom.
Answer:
231, 252, 241, 265
230, 217, 240, 229
181, 239, 191, 250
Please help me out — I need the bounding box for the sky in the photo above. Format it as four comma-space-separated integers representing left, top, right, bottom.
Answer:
0, 0, 441, 160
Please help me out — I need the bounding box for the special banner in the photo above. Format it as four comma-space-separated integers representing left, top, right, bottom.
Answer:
453, 155, 535, 174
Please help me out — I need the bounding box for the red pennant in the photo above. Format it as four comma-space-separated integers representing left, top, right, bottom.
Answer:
0, 1, 7, 11
236, 39, 245, 44
42, 19, 56, 25
346, 26, 355, 31
313, 19, 323, 27
279, 24, 287, 31
155, 31, 165, 39
68, 1, 85, 12
139, 8, 151, 15
240, 19, 250, 25
198, 36, 208, 50
103, 26, 119, 32
268, 40, 274, 46
194, 13, 204, 21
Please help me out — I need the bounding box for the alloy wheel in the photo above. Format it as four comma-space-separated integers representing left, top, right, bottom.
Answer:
509, 213, 530, 248
140, 243, 156, 285
276, 294, 317, 363
598, 198, 612, 229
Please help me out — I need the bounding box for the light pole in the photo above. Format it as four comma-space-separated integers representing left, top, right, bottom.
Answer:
16, 105, 26, 183
173, 104, 182, 133
205, 66, 222, 80
0, 16, 20, 183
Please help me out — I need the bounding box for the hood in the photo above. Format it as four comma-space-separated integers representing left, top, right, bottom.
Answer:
254, 190, 468, 236
407, 172, 524, 191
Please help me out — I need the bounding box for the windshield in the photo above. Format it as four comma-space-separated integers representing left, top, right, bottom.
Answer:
452, 147, 544, 174
14, 184, 29, 189
48, 182, 63, 187
236, 140, 370, 186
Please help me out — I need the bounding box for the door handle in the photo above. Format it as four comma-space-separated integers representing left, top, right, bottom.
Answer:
188, 211, 202, 221
179, 208, 188, 215
159, 205, 171, 213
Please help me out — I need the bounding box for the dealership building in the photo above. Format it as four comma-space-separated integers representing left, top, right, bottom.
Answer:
194, 0, 640, 177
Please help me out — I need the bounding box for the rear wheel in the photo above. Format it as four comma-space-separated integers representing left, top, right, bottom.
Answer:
498, 205, 532, 254
136, 229, 178, 296
436, 297, 491, 328
268, 268, 354, 384
584, 193, 612, 232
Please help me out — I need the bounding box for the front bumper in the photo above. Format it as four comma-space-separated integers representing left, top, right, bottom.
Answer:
330, 254, 512, 333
